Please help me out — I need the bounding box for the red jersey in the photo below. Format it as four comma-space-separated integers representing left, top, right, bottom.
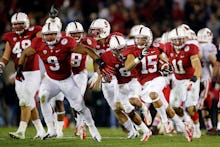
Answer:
100, 50, 137, 84
1, 26, 42, 71
124, 44, 162, 85
95, 32, 123, 55
71, 37, 96, 74
165, 42, 199, 80
31, 36, 77, 80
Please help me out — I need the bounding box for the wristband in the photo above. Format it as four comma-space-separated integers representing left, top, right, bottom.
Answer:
190, 76, 197, 82
138, 54, 144, 60
134, 58, 141, 64
95, 58, 106, 68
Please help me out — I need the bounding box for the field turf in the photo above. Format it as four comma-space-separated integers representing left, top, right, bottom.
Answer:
0, 127, 220, 147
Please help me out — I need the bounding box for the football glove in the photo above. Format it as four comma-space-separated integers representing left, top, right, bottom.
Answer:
16, 64, 25, 81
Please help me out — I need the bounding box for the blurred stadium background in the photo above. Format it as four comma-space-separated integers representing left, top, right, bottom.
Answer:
0, 0, 220, 130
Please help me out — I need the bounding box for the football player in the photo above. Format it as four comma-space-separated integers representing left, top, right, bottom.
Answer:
38, 12, 65, 139
197, 28, 218, 135
65, 21, 97, 140
125, 26, 193, 142
0, 12, 46, 139
88, 18, 138, 138
16, 22, 105, 142
102, 35, 152, 141
165, 26, 202, 138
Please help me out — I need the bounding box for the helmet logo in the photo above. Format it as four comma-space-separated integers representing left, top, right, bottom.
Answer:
43, 50, 47, 54
61, 38, 68, 45
153, 42, 159, 47
104, 21, 108, 28
184, 46, 189, 52
86, 38, 92, 45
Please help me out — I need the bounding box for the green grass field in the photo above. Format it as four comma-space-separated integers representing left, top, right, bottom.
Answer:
0, 127, 220, 147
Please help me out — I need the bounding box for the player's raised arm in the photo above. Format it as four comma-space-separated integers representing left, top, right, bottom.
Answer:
71, 44, 106, 68
125, 26, 152, 71
18, 46, 36, 65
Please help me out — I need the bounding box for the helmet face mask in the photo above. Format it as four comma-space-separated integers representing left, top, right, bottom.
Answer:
65, 22, 84, 42
68, 32, 84, 43
169, 28, 187, 50
109, 35, 126, 60
42, 23, 61, 46
135, 36, 149, 49
11, 12, 30, 35
89, 18, 110, 40
134, 26, 153, 49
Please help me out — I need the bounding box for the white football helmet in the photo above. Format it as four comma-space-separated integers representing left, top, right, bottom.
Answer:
178, 24, 190, 31
134, 26, 153, 49
178, 24, 191, 39
160, 31, 170, 44
11, 12, 30, 35
188, 29, 197, 40
65, 21, 84, 42
45, 17, 62, 31
197, 28, 213, 43
89, 18, 111, 40
42, 22, 61, 46
169, 27, 187, 50
129, 24, 145, 38
109, 35, 126, 60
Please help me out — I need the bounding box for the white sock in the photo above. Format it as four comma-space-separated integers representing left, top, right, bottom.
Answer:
204, 119, 213, 130
152, 116, 161, 126
155, 106, 168, 123
123, 119, 135, 132
80, 107, 95, 127
217, 122, 220, 130
194, 123, 200, 132
183, 112, 192, 122
56, 121, 64, 134
17, 121, 28, 134
171, 114, 185, 132
45, 121, 55, 133
138, 122, 149, 134
32, 119, 45, 134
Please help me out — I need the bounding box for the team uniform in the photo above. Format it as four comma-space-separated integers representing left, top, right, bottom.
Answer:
198, 42, 217, 133
165, 41, 201, 138
100, 48, 152, 141
71, 37, 96, 139
165, 42, 200, 109
126, 42, 193, 141
2, 26, 41, 109
95, 33, 122, 111
90, 31, 138, 139
2, 25, 46, 139
30, 35, 101, 141
199, 43, 217, 105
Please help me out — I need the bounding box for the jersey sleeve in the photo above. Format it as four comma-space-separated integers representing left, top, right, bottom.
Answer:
188, 44, 199, 56
66, 36, 77, 49
34, 25, 42, 32
82, 37, 97, 48
31, 37, 42, 51
1, 32, 12, 42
